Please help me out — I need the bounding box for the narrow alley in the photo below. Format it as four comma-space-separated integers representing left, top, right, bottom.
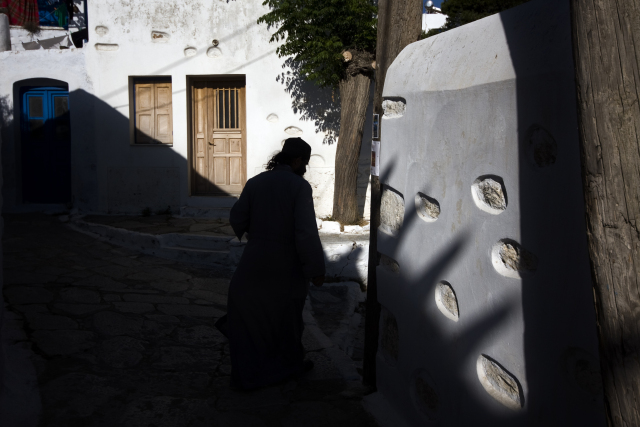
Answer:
2, 213, 377, 427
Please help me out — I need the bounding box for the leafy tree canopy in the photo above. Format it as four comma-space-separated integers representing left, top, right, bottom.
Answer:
422, 0, 529, 39
258, 0, 377, 88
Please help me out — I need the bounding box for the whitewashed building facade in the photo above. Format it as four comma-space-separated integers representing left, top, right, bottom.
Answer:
0, 0, 372, 218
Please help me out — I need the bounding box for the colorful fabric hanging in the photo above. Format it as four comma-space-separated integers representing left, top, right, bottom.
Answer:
4, 0, 39, 27
52, 0, 66, 28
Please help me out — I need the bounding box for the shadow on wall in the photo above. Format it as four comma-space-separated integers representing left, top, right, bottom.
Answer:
277, 58, 341, 145
501, 2, 605, 425
375, 157, 522, 426
0, 85, 191, 215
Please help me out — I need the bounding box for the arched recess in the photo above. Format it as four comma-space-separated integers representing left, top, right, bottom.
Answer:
13, 78, 71, 204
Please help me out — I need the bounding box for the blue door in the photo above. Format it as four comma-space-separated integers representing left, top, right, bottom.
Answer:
21, 87, 71, 203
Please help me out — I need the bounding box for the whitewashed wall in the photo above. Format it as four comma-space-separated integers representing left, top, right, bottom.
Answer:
370, 0, 605, 425
84, 0, 339, 216
1, 0, 373, 219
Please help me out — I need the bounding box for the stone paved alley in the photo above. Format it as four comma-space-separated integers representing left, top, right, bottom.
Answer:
2, 214, 378, 427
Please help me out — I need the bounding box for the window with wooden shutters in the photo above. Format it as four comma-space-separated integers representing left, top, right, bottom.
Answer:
130, 77, 173, 144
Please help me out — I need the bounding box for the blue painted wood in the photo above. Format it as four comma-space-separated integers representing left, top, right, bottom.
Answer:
20, 86, 71, 204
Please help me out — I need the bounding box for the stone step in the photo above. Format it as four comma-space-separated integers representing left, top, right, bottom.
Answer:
180, 206, 231, 219
158, 246, 230, 265
158, 233, 233, 251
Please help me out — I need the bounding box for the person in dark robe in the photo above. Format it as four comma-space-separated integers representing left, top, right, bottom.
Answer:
226, 137, 325, 390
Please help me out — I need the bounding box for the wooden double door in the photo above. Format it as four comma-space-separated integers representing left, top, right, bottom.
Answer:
20, 86, 71, 203
191, 80, 246, 196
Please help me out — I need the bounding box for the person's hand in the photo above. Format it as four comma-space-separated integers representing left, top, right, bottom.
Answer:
311, 276, 324, 287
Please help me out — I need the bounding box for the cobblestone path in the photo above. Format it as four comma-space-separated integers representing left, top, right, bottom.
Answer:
2, 214, 378, 427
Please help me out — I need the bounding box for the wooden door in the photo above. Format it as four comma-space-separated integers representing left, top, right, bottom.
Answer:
20, 86, 71, 203
191, 81, 246, 196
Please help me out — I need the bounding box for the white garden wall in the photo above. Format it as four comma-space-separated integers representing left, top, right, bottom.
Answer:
371, 0, 605, 425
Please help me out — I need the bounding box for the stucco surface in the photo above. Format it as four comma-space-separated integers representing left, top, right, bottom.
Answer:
375, 0, 604, 425
0, 0, 373, 219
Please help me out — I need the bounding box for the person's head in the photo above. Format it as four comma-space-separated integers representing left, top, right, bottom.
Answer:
265, 137, 312, 176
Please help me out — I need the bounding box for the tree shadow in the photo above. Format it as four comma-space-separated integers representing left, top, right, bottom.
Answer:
276, 58, 341, 145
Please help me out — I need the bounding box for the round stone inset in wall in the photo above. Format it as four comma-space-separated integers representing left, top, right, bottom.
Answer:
206, 47, 222, 58
477, 354, 523, 410
491, 239, 538, 279
95, 26, 109, 36
284, 126, 303, 136
472, 176, 507, 214
151, 31, 171, 43
526, 124, 557, 168
411, 371, 439, 420
382, 97, 406, 119
415, 192, 440, 222
379, 253, 400, 275
380, 186, 404, 236
381, 308, 399, 365
184, 47, 197, 57
435, 281, 459, 322
266, 114, 279, 123
562, 348, 603, 396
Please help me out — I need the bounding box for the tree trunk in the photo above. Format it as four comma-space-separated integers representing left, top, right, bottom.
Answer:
332, 72, 371, 224
363, 0, 422, 389
570, 1, 640, 426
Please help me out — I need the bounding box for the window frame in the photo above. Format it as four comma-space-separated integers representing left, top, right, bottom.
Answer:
128, 76, 174, 146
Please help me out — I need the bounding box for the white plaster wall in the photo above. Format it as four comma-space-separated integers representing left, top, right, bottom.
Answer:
375, 0, 604, 425
0, 48, 96, 212
84, 0, 341, 215
10, 26, 70, 51
0, 0, 373, 218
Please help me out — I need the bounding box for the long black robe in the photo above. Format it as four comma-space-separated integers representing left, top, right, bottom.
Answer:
228, 164, 325, 389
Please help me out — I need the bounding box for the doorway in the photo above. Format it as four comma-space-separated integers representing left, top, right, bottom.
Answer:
189, 78, 247, 196
20, 86, 71, 203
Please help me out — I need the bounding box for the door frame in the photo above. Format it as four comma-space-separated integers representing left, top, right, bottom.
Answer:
19, 85, 72, 204
186, 75, 247, 197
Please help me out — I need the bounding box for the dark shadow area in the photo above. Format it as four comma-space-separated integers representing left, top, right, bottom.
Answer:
375, 164, 520, 423
501, 0, 605, 425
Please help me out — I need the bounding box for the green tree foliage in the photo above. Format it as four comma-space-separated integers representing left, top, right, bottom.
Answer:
257, 0, 377, 88
421, 0, 530, 39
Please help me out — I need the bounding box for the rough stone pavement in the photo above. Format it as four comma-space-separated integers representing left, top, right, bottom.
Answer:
2, 214, 378, 427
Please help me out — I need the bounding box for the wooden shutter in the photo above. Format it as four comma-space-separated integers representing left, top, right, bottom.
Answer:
134, 81, 173, 144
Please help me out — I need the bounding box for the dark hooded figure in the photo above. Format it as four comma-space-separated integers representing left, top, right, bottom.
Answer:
226, 137, 325, 390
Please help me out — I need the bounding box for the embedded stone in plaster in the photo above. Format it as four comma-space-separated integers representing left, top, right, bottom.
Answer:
95, 26, 109, 36
95, 43, 119, 51
412, 372, 439, 419
526, 124, 557, 167
151, 31, 171, 43
562, 348, 602, 396
206, 47, 222, 58
435, 281, 459, 322
415, 192, 440, 222
284, 126, 303, 136
184, 47, 197, 57
309, 154, 325, 167
379, 253, 399, 274
380, 186, 404, 236
381, 308, 399, 364
266, 113, 279, 123
472, 176, 507, 214
491, 239, 538, 279
382, 98, 406, 119
476, 354, 523, 411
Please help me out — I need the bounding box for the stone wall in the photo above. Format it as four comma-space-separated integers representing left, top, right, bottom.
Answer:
371, 0, 606, 425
